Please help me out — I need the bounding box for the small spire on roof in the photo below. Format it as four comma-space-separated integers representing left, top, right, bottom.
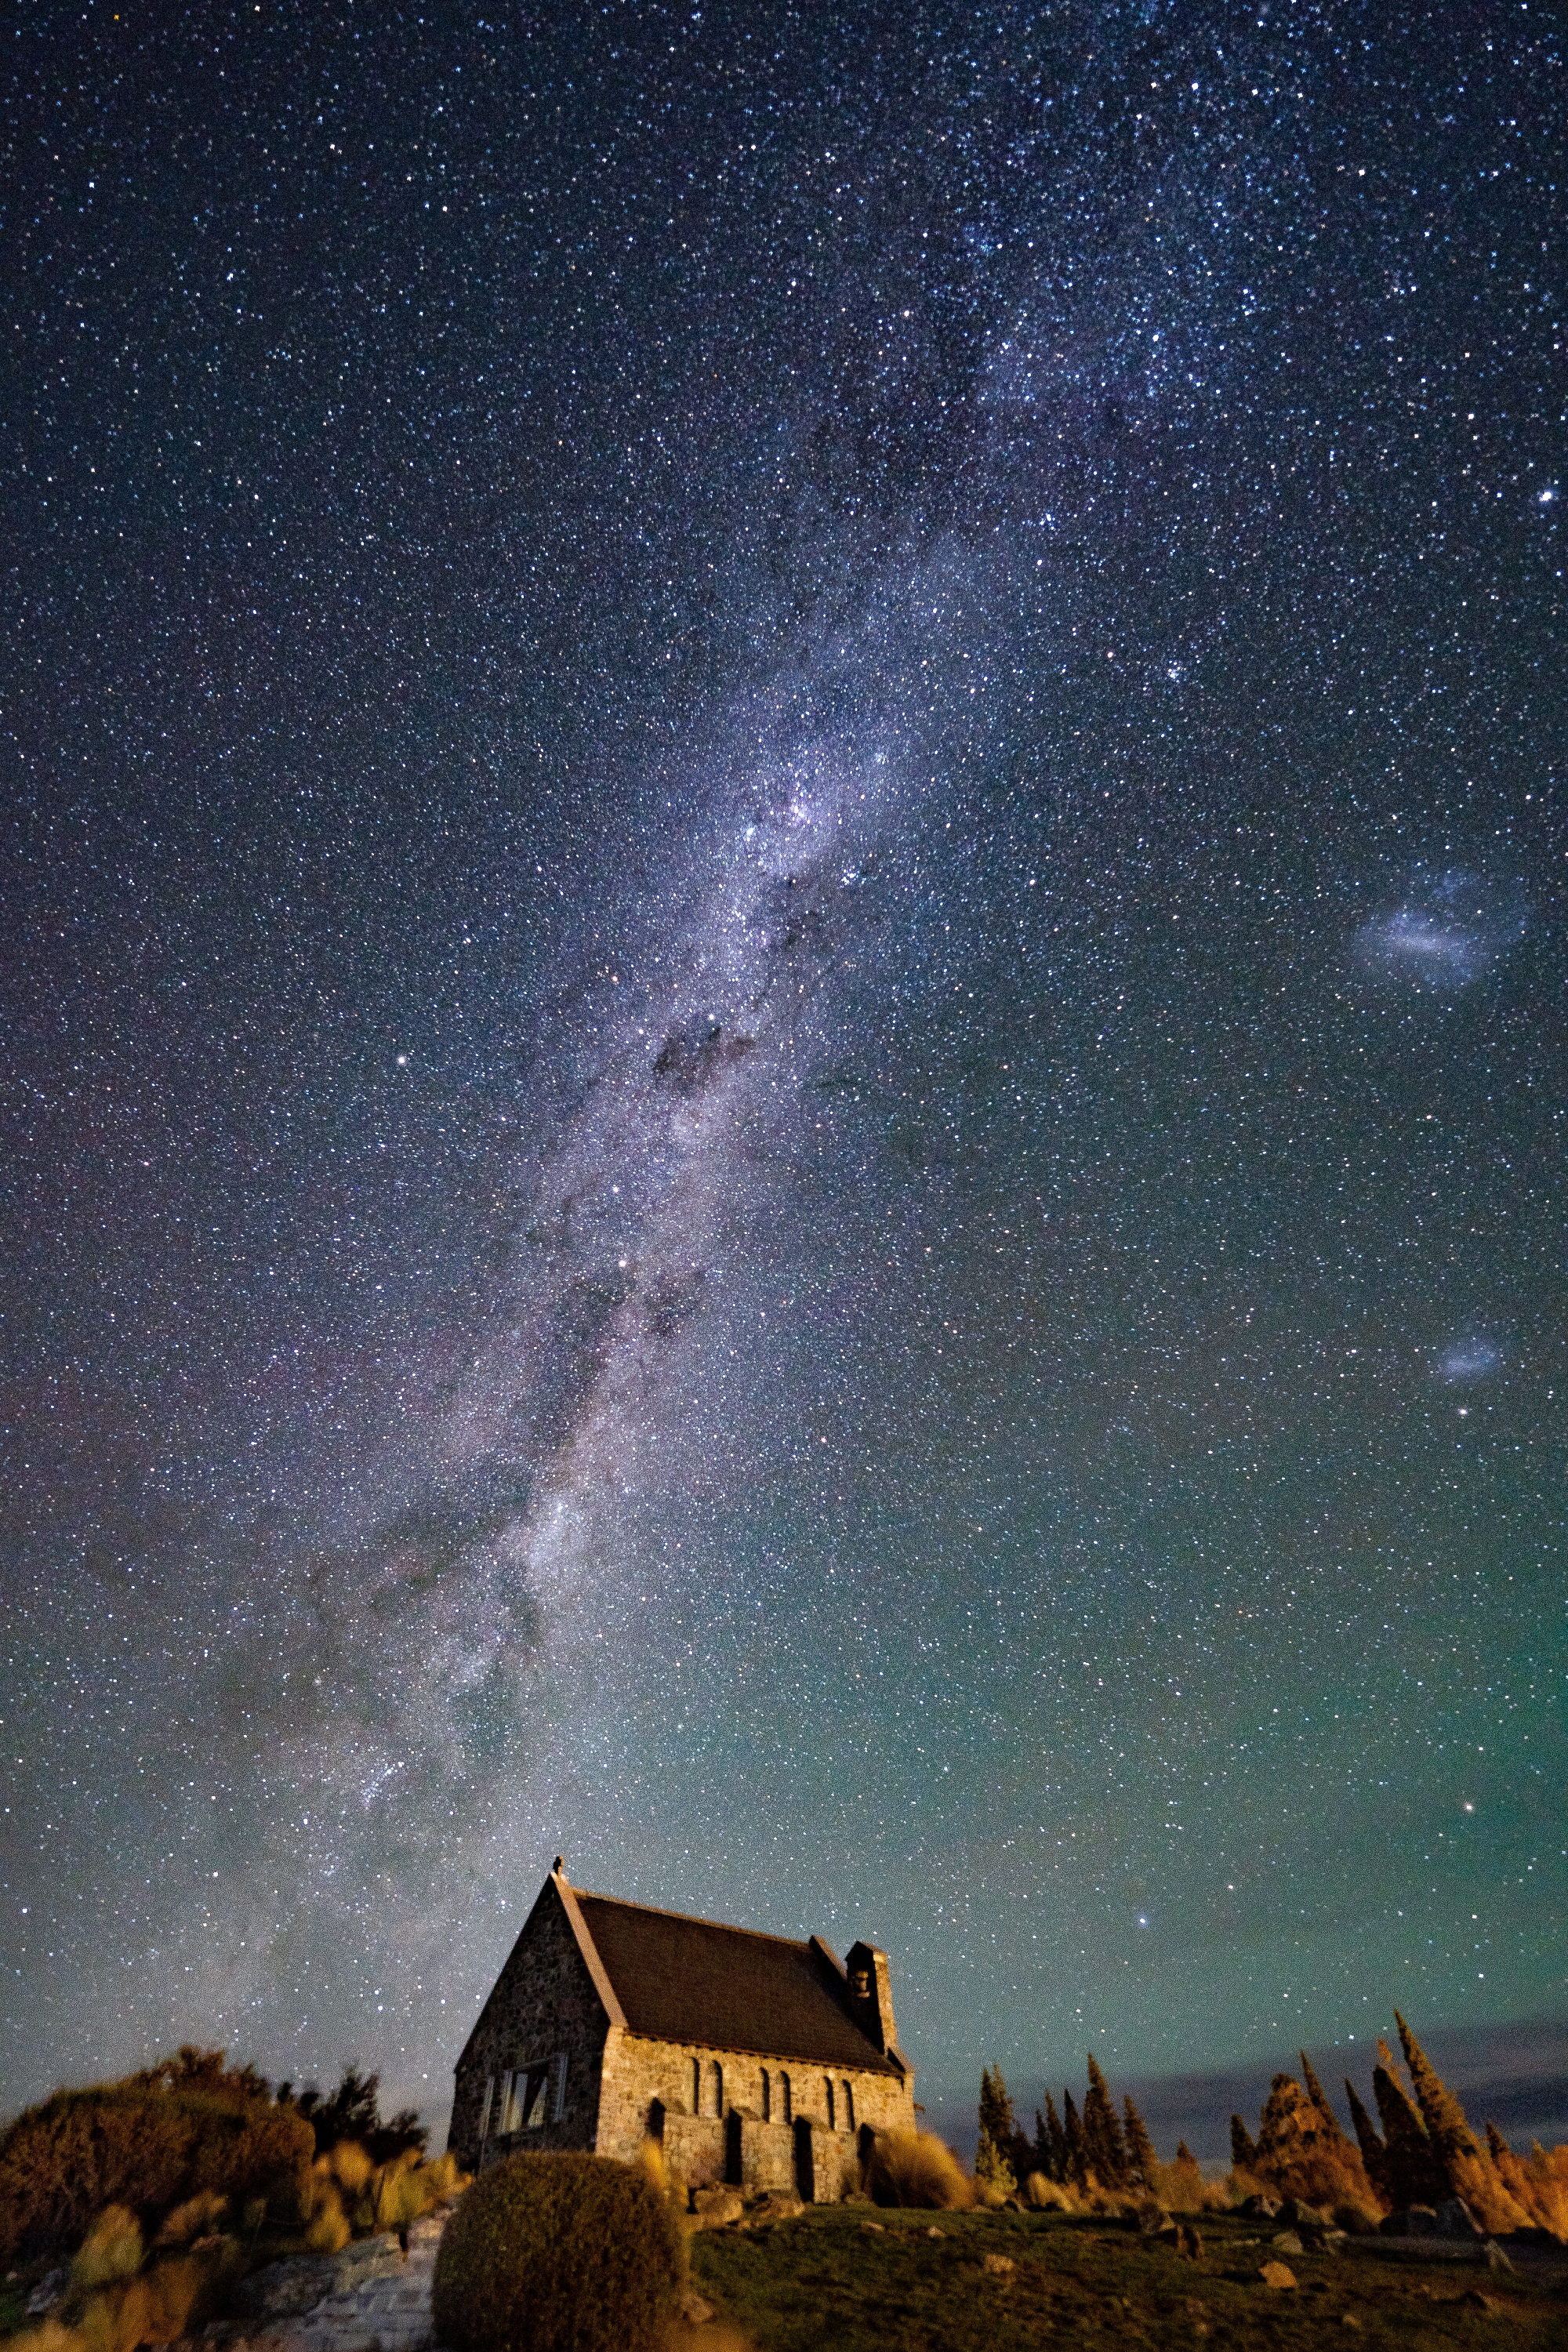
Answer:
553, 1854, 567, 1876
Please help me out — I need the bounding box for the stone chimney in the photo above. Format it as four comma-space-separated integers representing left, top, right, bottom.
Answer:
845, 1940, 899, 2057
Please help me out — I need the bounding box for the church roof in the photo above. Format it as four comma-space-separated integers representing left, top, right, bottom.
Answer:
566, 1885, 905, 2075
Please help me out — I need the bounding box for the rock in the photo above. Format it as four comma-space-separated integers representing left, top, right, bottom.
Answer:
1380, 2206, 1437, 2237
858, 2221, 886, 2234
1483, 2241, 1515, 2273
1258, 2261, 1298, 2291
1340, 2315, 1363, 2332
1240, 2195, 1281, 2220
1279, 2199, 1333, 2229
679, 2288, 715, 2325
750, 2191, 803, 2223
25, 2270, 67, 2318
1174, 2224, 1203, 2260
1433, 2198, 1484, 2241
982, 2253, 1015, 2275
690, 2188, 744, 2230
925, 2226, 944, 2238
1136, 2205, 1172, 2238
1270, 2230, 1304, 2255
1461, 2289, 1497, 2311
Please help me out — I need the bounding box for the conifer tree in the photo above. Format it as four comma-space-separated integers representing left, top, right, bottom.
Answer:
979, 2067, 1015, 2154
1372, 2061, 1446, 2207
1083, 2056, 1129, 2186
1299, 2053, 1347, 2142
1395, 2012, 1480, 2179
1043, 2092, 1069, 2183
1231, 2114, 1259, 2172
1123, 2095, 1158, 2189
1345, 2080, 1389, 2205
1062, 2088, 1087, 2187
975, 2067, 1019, 2199
1486, 2122, 1512, 2165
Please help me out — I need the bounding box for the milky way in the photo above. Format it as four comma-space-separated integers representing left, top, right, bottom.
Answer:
5, 3, 1565, 2141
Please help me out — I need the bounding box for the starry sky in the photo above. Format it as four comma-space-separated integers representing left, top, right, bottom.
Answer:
4, 2, 1565, 2145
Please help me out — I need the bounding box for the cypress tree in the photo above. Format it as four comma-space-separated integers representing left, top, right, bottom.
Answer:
1062, 2089, 1087, 2187
1043, 2092, 1069, 2183
1231, 2113, 1259, 2172
1395, 2012, 1480, 2181
1345, 2079, 1389, 2204
1372, 2063, 1446, 2207
1123, 2096, 1158, 2189
1083, 2056, 1129, 2186
1486, 2121, 1512, 2165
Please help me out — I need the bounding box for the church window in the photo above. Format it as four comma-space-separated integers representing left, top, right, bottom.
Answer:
780, 2071, 792, 2123
826, 2078, 836, 2129
844, 2081, 855, 2132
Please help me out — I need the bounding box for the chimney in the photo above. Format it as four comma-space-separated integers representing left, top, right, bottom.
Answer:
845, 1940, 898, 2057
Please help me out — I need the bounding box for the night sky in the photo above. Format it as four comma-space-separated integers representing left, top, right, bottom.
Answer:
5, 2, 1565, 2144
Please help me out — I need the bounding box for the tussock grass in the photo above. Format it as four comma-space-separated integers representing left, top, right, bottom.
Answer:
866, 2132, 974, 2212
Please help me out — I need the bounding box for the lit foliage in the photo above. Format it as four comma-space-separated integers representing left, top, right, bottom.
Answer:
1232, 2016, 1568, 2236
866, 2132, 975, 2212
0, 2050, 313, 2263
431, 2152, 682, 2352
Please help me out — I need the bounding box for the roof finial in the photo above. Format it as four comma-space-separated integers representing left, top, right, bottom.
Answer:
553, 1854, 567, 1876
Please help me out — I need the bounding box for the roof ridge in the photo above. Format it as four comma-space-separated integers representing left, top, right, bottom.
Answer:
573, 1887, 820, 1952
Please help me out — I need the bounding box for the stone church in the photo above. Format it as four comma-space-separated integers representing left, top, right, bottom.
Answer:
448, 1860, 916, 2201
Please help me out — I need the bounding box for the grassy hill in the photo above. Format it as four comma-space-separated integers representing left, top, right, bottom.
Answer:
685, 2204, 1563, 2352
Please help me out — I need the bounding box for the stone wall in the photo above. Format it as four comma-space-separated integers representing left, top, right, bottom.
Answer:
595, 2030, 915, 2198
448, 1884, 610, 2169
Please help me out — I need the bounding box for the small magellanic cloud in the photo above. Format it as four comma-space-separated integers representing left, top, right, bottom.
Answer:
1439, 1335, 1504, 1384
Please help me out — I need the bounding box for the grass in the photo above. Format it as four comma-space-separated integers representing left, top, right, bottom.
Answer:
687, 2205, 1564, 2352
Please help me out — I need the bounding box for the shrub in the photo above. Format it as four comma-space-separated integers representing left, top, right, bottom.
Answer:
973, 2129, 1016, 2206
431, 2153, 682, 2352
1022, 2172, 1077, 2212
0, 2078, 313, 2263
866, 2132, 974, 2212
281, 2069, 427, 2165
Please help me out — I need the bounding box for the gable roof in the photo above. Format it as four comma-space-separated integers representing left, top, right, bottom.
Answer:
569, 1885, 905, 2076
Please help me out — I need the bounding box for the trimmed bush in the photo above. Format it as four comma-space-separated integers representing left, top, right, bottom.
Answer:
431, 2153, 682, 2352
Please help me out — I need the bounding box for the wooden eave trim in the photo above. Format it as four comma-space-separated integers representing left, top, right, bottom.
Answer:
554, 1872, 629, 2029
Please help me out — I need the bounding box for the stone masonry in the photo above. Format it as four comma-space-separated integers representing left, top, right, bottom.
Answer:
212, 2212, 449, 2352
447, 1878, 609, 2163
449, 1862, 917, 2200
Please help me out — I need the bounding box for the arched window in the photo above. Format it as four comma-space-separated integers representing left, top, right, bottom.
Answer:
692, 2056, 702, 2114
780, 2071, 792, 2124
826, 2078, 836, 2130
843, 2081, 855, 2133
761, 2069, 771, 2122
712, 2060, 724, 2117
